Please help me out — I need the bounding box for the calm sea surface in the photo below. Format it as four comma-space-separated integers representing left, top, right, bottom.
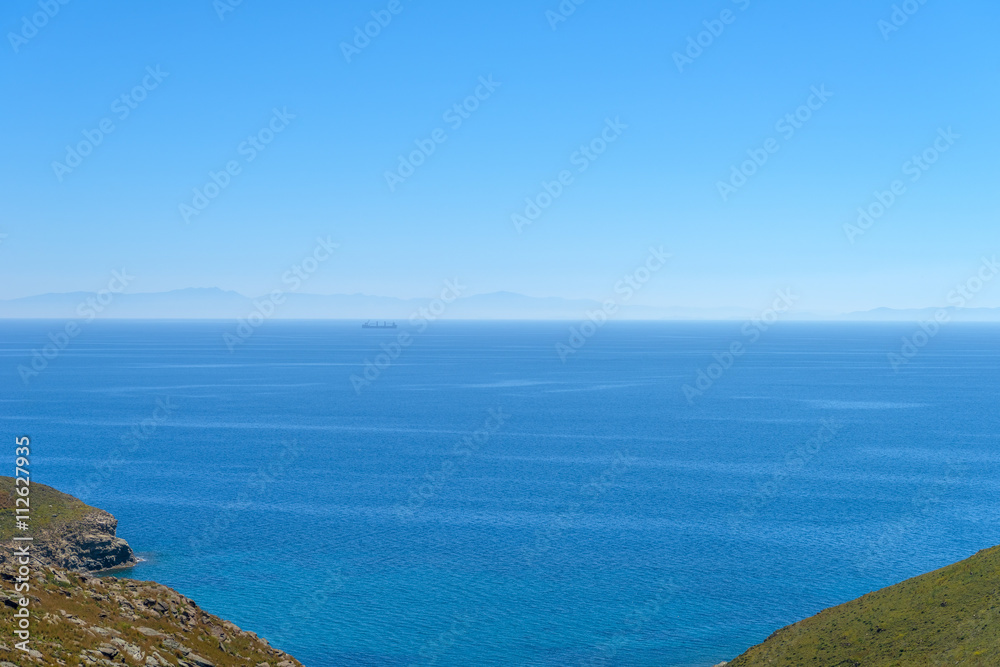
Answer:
2, 321, 998, 666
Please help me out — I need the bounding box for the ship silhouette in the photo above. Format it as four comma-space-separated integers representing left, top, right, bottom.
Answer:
361, 320, 398, 329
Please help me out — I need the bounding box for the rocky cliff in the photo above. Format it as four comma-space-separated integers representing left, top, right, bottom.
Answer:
1, 477, 305, 666
38, 510, 136, 573
0, 477, 135, 572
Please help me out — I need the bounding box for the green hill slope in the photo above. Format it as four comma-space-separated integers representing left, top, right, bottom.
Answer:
728, 545, 1000, 666
0, 476, 93, 541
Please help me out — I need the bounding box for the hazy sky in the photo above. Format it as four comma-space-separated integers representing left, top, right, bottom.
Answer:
2, 0, 998, 313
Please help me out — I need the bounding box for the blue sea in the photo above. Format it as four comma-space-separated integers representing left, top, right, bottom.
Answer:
2, 320, 999, 666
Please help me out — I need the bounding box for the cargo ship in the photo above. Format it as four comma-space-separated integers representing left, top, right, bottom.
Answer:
362, 320, 398, 329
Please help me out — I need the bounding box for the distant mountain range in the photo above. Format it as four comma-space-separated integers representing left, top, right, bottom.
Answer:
838, 306, 1000, 322
1, 287, 1000, 321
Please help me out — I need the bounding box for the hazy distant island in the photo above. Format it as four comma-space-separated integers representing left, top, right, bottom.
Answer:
4, 287, 1000, 321
0, 477, 304, 666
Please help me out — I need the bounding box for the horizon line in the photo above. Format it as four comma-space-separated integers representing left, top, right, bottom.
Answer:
2, 317, 1000, 324
0, 288, 996, 318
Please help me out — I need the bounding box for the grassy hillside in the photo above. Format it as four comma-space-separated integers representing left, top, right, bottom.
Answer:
728, 545, 1000, 666
0, 568, 304, 666
0, 476, 92, 542
1, 476, 305, 665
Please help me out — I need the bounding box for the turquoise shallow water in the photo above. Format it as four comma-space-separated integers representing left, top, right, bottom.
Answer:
2, 320, 999, 665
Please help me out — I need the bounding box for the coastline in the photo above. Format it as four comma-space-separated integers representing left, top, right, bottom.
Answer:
1, 476, 306, 666
723, 544, 1000, 665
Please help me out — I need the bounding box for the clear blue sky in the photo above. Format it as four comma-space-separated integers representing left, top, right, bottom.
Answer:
1, 0, 998, 313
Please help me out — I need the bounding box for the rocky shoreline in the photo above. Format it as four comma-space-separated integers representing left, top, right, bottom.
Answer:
17, 506, 135, 573
1, 477, 306, 666
0, 477, 136, 574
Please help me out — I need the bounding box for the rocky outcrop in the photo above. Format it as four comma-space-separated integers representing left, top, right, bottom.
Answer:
33, 507, 137, 572
0, 478, 305, 666
0, 566, 305, 666
0, 477, 135, 572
